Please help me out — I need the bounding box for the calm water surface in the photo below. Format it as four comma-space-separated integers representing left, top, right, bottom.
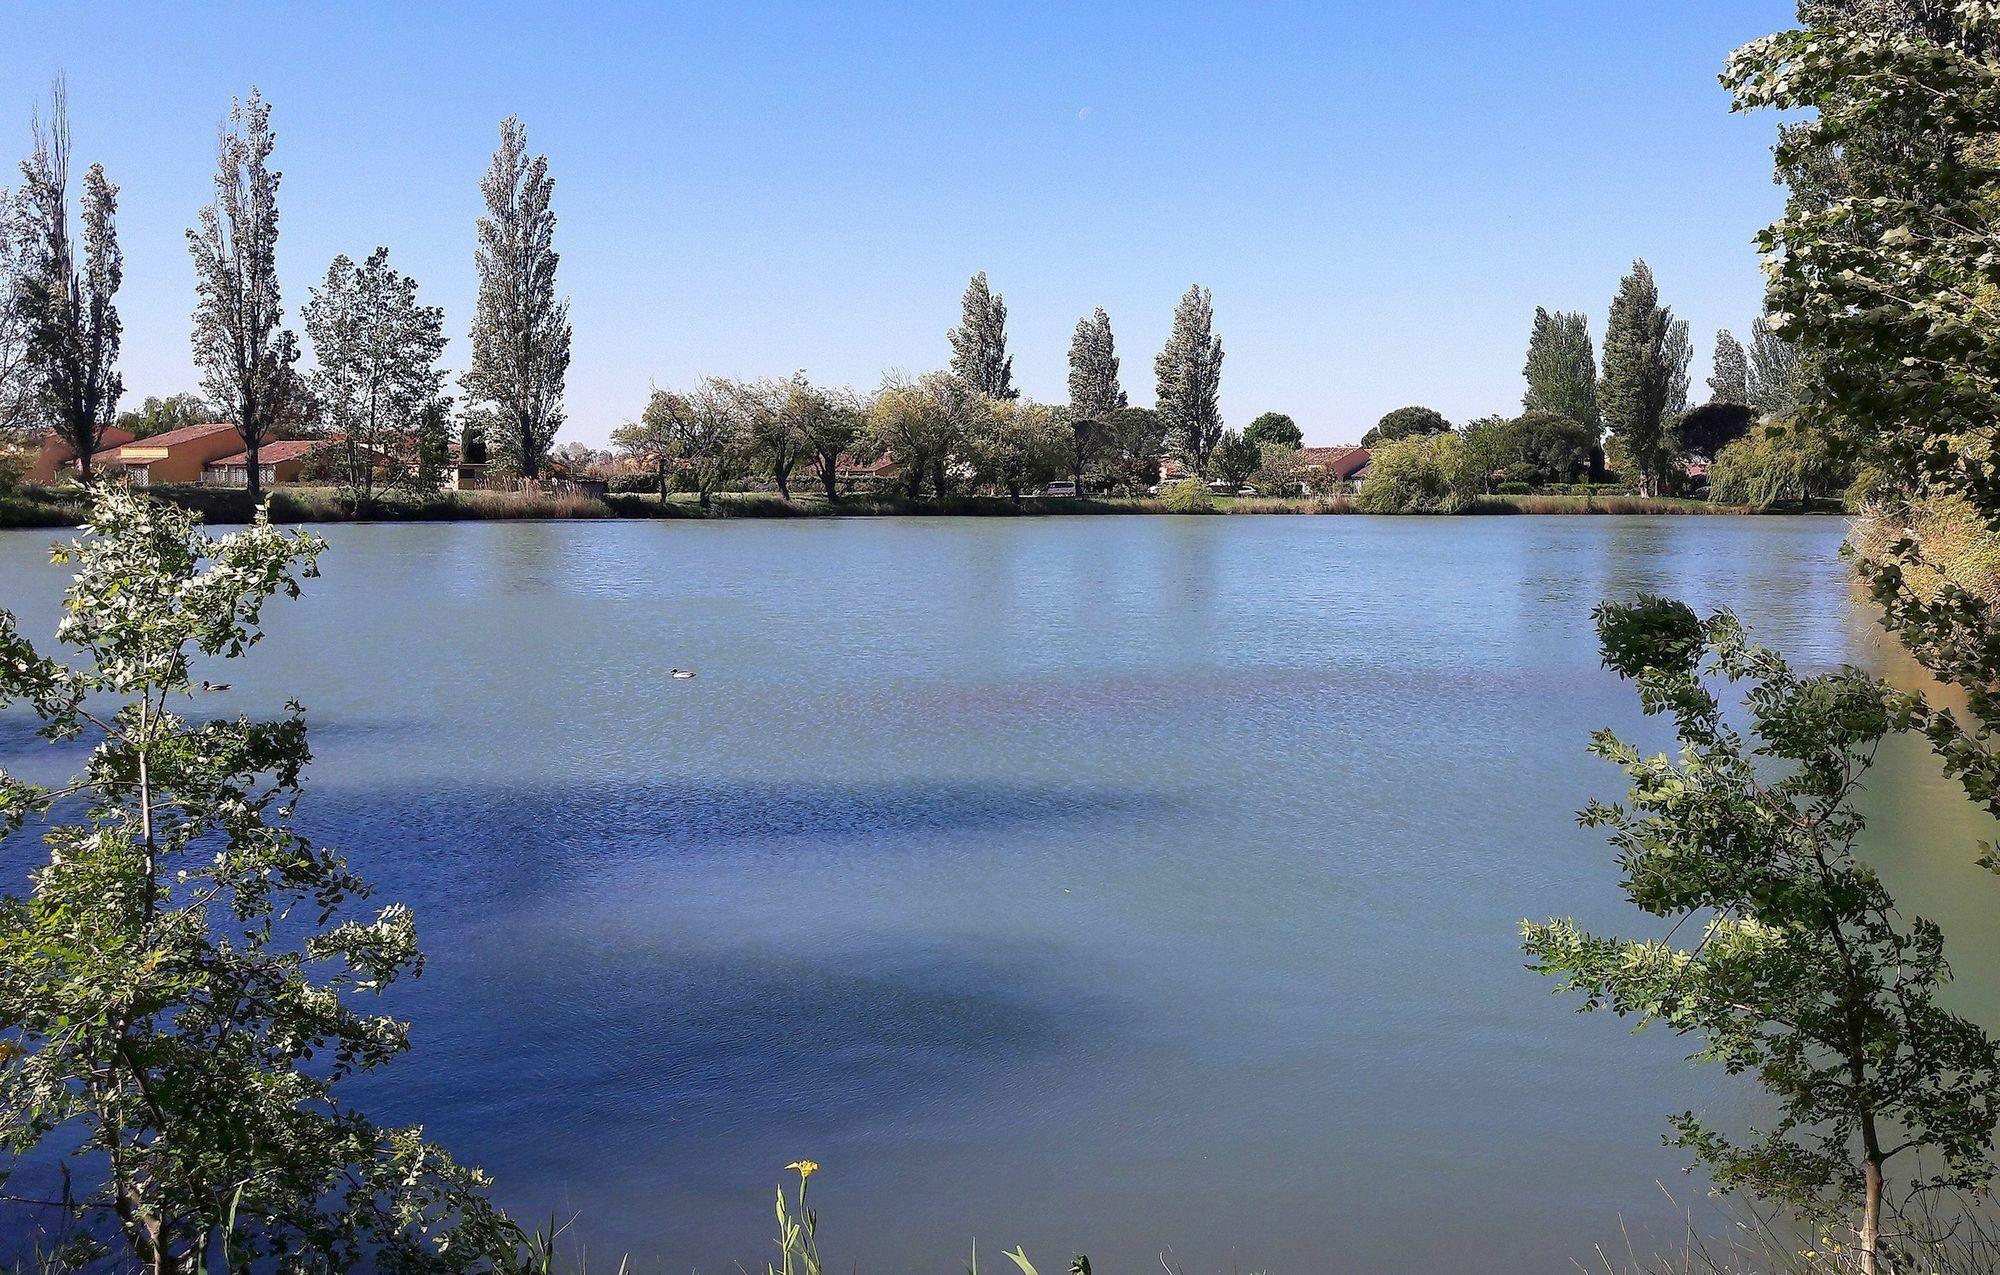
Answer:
0, 514, 1992, 1274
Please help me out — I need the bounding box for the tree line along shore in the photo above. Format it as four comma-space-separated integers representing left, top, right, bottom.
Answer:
0, 79, 1843, 526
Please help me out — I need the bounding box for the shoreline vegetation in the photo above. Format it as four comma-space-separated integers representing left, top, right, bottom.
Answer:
0, 481, 1833, 529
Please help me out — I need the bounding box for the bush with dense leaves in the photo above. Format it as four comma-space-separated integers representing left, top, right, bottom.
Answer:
1159, 477, 1215, 512
1356, 432, 1479, 513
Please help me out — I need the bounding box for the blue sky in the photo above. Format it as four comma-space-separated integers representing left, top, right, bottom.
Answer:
4, 2, 1794, 447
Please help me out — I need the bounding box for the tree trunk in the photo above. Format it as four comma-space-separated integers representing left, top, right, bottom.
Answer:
1860, 1155, 1883, 1275
820, 457, 839, 502
774, 457, 793, 501
904, 465, 925, 500
657, 459, 669, 501
245, 434, 263, 505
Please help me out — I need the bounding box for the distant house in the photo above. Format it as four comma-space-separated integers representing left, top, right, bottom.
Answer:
94, 422, 244, 486
1295, 446, 1371, 490
24, 426, 136, 483
202, 438, 325, 488
834, 451, 899, 486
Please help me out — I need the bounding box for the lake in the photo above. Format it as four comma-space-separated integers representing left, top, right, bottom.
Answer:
1, 513, 1993, 1274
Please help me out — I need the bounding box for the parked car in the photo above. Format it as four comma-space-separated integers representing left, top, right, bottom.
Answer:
1236, 485, 1260, 496
1043, 481, 1077, 497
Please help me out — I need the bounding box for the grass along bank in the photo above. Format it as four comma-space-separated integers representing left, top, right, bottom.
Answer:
0, 482, 1814, 529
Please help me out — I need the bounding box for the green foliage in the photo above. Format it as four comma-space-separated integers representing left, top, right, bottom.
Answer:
1522, 308, 1599, 431
1098, 407, 1166, 493
462, 117, 570, 479
1355, 431, 1478, 513
0, 488, 518, 1271
1677, 402, 1755, 464
1709, 329, 1750, 407
1726, 4, 2000, 829
1598, 260, 1685, 496
16, 81, 124, 483
1242, 412, 1301, 449
1359, 405, 1449, 448
949, 273, 1015, 400
1525, 596, 2000, 1273
1065, 308, 1123, 421
1212, 428, 1261, 489
1159, 476, 1214, 512
116, 392, 219, 441
1503, 409, 1596, 486
1154, 285, 1225, 474
1708, 421, 1849, 508
303, 246, 449, 512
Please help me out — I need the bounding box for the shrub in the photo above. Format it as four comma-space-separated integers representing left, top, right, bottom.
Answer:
1356, 432, 1479, 512
1497, 481, 1533, 495
1159, 477, 1215, 512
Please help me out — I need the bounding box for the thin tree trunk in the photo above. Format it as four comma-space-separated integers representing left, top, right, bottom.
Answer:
1860, 1154, 1883, 1275
774, 456, 792, 501
819, 457, 839, 502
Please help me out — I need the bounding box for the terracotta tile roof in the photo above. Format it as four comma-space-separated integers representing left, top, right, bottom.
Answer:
206, 439, 323, 467
1296, 446, 1370, 478
128, 421, 239, 450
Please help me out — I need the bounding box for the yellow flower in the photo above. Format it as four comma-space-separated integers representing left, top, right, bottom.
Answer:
785, 1160, 819, 1179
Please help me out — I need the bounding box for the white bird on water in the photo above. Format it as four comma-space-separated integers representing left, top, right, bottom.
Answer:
670, 668, 696, 680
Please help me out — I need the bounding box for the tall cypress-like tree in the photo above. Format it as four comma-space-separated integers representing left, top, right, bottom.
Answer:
463, 117, 571, 479
1708, 330, 1751, 405
1154, 284, 1225, 474
189, 88, 298, 505
1747, 316, 1803, 418
1598, 261, 1680, 496
1066, 307, 1125, 420
948, 272, 1015, 399
16, 80, 122, 483
1663, 317, 1693, 419
1521, 307, 1599, 432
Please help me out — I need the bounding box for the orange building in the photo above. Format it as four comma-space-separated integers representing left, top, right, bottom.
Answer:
23, 426, 136, 483
94, 422, 245, 486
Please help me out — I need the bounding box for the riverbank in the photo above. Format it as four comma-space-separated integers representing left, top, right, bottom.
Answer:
0, 483, 1832, 528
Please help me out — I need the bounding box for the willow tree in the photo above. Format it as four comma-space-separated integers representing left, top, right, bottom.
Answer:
1154, 284, 1224, 475
189, 88, 299, 506
0, 489, 518, 1272
948, 272, 1015, 400
463, 117, 570, 479
15, 80, 122, 483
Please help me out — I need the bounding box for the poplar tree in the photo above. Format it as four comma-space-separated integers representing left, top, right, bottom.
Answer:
1066, 307, 1125, 420
1154, 284, 1225, 475
1520, 308, 1599, 432
15, 81, 123, 483
1708, 330, 1751, 406
1598, 261, 1680, 496
189, 88, 298, 505
1747, 315, 1803, 418
463, 117, 571, 479
0, 182, 33, 435
948, 272, 1015, 399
